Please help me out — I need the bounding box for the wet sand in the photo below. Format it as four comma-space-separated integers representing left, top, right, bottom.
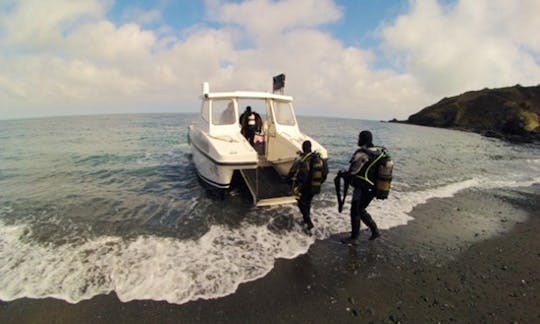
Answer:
1, 185, 539, 323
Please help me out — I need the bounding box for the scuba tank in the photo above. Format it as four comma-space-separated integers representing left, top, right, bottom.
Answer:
309, 153, 324, 195
288, 151, 326, 197
374, 156, 393, 199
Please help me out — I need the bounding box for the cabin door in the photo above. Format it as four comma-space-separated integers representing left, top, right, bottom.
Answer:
265, 100, 299, 164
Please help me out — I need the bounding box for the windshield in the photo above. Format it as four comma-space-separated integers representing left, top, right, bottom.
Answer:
212, 100, 235, 125
273, 101, 295, 126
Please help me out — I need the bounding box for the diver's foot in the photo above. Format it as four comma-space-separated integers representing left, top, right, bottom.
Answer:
297, 220, 313, 229
295, 219, 314, 235
369, 231, 381, 241
302, 222, 314, 235
340, 236, 359, 246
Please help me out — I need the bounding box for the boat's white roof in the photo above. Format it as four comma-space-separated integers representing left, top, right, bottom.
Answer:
204, 91, 293, 102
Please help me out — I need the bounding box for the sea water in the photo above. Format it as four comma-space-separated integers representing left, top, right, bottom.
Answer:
0, 113, 539, 304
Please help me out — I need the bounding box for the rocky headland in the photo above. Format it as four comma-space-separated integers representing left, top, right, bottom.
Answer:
402, 84, 540, 143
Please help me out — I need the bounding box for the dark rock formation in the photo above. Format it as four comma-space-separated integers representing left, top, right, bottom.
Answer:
406, 84, 540, 143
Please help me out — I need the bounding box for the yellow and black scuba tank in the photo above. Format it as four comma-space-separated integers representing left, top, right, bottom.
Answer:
309, 152, 325, 195
374, 152, 393, 199
352, 147, 393, 199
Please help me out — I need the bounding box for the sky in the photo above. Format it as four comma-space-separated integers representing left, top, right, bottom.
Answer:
0, 0, 539, 120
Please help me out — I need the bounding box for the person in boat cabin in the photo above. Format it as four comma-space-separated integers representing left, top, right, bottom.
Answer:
288, 140, 327, 234
239, 106, 251, 126
340, 130, 381, 245
239, 106, 262, 145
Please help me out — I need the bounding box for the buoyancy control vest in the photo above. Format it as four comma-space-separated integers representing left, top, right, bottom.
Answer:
350, 147, 393, 199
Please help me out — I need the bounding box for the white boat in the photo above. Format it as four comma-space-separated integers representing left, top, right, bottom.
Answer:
188, 75, 328, 206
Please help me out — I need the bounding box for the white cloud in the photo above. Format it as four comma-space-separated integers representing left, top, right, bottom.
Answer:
66, 22, 156, 62
207, 0, 342, 45
0, 0, 106, 50
1, 0, 539, 120
381, 0, 540, 98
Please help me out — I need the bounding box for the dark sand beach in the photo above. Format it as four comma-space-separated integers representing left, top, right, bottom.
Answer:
1, 185, 539, 323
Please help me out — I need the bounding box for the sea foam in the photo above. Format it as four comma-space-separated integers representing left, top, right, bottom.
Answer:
0, 176, 538, 305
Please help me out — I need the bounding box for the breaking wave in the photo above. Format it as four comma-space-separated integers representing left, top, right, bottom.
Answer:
1, 175, 537, 305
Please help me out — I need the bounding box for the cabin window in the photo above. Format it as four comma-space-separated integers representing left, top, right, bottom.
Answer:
273, 101, 295, 126
212, 100, 236, 125
201, 100, 210, 122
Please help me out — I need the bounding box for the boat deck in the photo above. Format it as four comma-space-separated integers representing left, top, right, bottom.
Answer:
240, 166, 296, 206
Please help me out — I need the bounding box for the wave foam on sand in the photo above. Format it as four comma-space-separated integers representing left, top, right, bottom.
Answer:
0, 176, 538, 305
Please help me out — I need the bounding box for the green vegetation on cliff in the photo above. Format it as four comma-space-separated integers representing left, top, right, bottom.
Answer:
406, 85, 540, 143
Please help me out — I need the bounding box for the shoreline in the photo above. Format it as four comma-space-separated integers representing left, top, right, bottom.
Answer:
1, 185, 539, 323
387, 119, 540, 144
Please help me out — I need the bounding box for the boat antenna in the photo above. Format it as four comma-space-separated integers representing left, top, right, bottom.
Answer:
273, 74, 285, 94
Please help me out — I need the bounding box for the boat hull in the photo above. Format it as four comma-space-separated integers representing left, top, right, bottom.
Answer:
190, 140, 257, 189
188, 128, 257, 189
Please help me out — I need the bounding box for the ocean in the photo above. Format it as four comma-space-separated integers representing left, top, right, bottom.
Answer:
1, 113, 539, 305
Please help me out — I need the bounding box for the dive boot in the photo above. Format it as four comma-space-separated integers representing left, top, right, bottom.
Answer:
368, 230, 381, 241
340, 236, 359, 246
299, 221, 314, 235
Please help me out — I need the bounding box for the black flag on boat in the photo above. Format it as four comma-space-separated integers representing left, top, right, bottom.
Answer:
273, 74, 285, 91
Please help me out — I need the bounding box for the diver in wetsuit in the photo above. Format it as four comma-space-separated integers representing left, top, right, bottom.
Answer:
340, 130, 381, 245
289, 140, 328, 234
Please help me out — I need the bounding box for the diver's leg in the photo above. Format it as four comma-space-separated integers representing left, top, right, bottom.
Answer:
350, 200, 361, 239
341, 200, 361, 245
359, 209, 380, 240
358, 190, 380, 240
298, 194, 314, 229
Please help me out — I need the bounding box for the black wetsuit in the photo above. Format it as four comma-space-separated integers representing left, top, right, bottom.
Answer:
293, 152, 316, 229
298, 189, 315, 229
240, 111, 261, 145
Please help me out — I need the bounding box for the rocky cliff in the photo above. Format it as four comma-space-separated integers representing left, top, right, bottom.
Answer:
406, 85, 540, 143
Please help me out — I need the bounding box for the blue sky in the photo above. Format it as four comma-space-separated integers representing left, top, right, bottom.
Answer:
107, 1, 406, 58
1, 0, 539, 120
